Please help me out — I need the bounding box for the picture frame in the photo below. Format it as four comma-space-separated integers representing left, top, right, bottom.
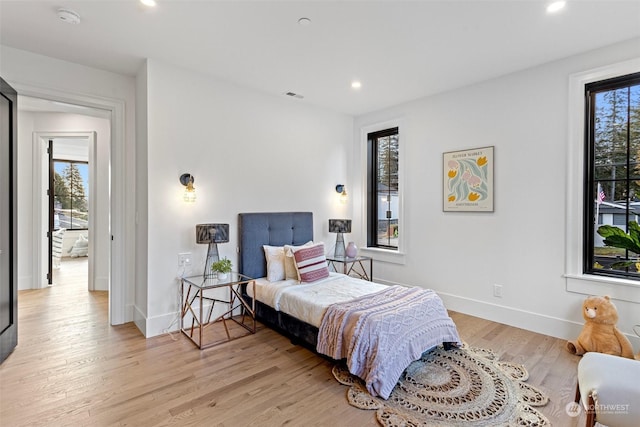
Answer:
443, 146, 494, 212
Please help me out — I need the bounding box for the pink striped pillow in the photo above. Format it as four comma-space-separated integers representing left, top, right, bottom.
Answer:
293, 242, 329, 283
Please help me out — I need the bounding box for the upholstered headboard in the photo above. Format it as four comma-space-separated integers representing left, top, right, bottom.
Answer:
238, 212, 313, 279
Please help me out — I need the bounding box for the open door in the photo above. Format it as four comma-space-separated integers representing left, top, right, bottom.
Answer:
0, 77, 18, 364
47, 139, 53, 285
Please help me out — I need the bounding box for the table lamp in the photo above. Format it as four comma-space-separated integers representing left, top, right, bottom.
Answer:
328, 219, 351, 258
196, 223, 229, 277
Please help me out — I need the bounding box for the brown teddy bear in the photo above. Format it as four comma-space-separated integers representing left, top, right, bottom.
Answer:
567, 295, 635, 359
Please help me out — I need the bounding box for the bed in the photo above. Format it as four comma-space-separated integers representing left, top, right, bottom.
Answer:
238, 211, 461, 399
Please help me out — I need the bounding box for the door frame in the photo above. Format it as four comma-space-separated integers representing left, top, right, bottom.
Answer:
0, 77, 18, 364
14, 82, 128, 325
34, 132, 97, 290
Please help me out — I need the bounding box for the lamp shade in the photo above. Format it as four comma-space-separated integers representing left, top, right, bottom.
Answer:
196, 223, 229, 244
328, 219, 351, 233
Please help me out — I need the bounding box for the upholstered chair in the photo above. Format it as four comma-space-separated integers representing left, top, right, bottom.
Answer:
574, 352, 640, 427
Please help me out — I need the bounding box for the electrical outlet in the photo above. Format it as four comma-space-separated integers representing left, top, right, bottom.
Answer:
493, 284, 503, 298
178, 252, 192, 267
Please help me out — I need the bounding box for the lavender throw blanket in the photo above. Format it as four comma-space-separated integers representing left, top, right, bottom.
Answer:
317, 285, 461, 399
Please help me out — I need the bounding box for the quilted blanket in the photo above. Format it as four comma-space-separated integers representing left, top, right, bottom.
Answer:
316, 285, 461, 399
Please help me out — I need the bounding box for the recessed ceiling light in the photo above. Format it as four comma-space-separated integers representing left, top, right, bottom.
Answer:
298, 17, 311, 26
140, 0, 157, 7
546, 1, 566, 13
57, 8, 81, 24
351, 81, 362, 89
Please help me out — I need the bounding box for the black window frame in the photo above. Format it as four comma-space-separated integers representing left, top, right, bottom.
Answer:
584, 71, 640, 279
53, 159, 89, 231
367, 127, 399, 250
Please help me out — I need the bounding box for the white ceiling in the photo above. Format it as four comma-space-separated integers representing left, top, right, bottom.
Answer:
1, 0, 640, 116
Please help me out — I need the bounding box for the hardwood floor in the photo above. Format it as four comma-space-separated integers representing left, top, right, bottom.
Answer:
1, 264, 587, 426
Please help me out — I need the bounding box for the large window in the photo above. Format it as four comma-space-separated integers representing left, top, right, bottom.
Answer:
367, 127, 399, 249
53, 160, 89, 230
585, 72, 640, 279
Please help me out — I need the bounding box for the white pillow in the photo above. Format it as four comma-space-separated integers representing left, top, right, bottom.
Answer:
69, 234, 89, 258
284, 241, 313, 280
263, 245, 285, 282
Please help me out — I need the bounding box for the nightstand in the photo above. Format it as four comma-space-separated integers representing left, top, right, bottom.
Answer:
180, 272, 255, 349
326, 255, 373, 281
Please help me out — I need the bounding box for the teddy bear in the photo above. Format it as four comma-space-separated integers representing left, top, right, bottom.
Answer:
566, 295, 635, 359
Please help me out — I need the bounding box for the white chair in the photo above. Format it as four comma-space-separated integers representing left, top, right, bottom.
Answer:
575, 352, 640, 427
51, 228, 65, 268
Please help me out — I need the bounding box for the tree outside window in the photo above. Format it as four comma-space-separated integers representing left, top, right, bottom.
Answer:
54, 160, 89, 230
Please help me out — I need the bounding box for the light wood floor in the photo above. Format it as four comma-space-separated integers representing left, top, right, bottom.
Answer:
1, 260, 587, 426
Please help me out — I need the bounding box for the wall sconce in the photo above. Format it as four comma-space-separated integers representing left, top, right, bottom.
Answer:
196, 223, 229, 277
335, 184, 348, 204
180, 173, 196, 203
329, 219, 352, 258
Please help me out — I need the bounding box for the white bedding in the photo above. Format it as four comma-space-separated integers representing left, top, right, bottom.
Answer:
248, 272, 387, 327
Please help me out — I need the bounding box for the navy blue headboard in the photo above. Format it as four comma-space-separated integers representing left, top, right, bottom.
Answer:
238, 212, 313, 279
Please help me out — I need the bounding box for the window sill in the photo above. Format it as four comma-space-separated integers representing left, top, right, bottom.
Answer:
565, 273, 640, 303
359, 247, 406, 265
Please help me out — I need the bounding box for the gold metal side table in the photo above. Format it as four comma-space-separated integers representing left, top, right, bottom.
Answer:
180, 273, 255, 349
326, 255, 373, 281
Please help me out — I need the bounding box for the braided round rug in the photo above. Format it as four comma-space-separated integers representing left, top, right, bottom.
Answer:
332, 344, 549, 426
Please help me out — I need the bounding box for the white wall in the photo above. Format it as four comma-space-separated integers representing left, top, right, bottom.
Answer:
139, 59, 354, 336
134, 61, 149, 325
16, 112, 35, 289
353, 38, 640, 350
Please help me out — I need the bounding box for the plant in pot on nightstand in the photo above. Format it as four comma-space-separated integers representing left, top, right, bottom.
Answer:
211, 258, 232, 280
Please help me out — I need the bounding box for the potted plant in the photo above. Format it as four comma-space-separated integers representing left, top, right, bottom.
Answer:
211, 257, 233, 280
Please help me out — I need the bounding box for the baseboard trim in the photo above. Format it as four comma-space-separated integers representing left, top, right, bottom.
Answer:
143, 310, 180, 338
125, 303, 135, 323
437, 292, 640, 349
133, 305, 147, 337
374, 277, 637, 345
95, 275, 109, 291
18, 275, 33, 290
437, 292, 581, 341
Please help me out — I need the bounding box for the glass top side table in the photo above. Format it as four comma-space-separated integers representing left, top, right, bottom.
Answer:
326, 255, 373, 281
180, 272, 256, 349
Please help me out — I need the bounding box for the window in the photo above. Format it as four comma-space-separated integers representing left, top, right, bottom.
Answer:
585, 72, 640, 279
53, 160, 89, 230
367, 127, 399, 249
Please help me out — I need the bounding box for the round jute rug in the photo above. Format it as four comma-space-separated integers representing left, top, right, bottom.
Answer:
332, 344, 550, 426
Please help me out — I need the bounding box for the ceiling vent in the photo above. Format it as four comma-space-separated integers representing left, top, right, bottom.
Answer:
284, 91, 304, 99
57, 8, 81, 24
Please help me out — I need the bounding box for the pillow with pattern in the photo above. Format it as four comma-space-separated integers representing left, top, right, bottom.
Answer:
284, 241, 313, 280
293, 242, 329, 283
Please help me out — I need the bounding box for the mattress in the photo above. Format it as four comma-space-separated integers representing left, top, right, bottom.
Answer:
248, 272, 387, 327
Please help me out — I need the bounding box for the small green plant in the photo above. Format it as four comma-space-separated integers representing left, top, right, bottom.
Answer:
211, 257, 232, 273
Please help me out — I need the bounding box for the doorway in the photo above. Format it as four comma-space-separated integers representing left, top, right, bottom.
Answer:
20, 96, 109, 299
48, 137, 92, 289
14, 83, 128, 326
33, 130, 102, 292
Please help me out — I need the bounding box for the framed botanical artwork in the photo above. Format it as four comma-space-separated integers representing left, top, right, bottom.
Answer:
443, 146, 494, 212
